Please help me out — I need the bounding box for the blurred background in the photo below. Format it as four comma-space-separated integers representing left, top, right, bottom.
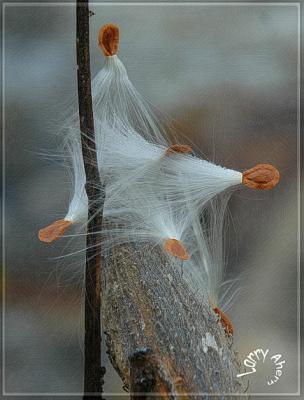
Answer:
2, 2, 299, 397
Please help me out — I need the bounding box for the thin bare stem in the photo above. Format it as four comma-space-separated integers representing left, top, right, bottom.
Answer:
76, 1, 105, 398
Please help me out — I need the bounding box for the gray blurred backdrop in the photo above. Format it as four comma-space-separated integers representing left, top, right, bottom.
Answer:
2, 2, 299, 397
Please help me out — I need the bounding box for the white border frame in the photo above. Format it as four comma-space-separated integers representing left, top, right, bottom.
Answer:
2, 1, 301, 397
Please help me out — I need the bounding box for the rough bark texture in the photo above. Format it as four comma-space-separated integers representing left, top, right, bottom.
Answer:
101, 243, 245, 398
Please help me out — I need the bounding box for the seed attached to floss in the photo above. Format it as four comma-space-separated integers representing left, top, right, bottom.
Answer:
98, 23, 119, 57
242, 163, 280, 190
163, 238, 189, 261
213, 307, 234, 336
38, 219, 72, 243
165, 144, 193, 156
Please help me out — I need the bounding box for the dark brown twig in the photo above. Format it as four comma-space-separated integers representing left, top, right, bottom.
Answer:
76, 1, 105, 398
129, 348, 173, 399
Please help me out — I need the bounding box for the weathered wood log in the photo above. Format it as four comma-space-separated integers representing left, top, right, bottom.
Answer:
101, 243, 245, 398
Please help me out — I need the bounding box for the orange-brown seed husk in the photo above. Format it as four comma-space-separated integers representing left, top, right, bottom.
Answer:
213, 307, 234, 336
38, 219, 72, 243
98, 24, 119, 57
165, 144, 193, 156
163, 238, 189, 261
242, 163, 280, 190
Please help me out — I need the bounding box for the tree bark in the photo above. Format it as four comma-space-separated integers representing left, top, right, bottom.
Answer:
101, 242, 245, 398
